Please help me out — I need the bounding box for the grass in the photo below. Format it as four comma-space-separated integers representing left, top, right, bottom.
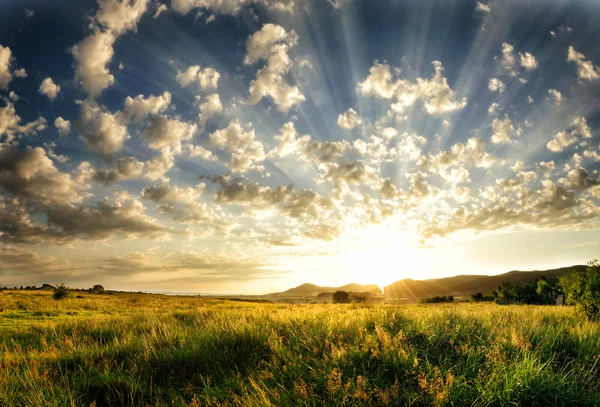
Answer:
1, 290, 600, 406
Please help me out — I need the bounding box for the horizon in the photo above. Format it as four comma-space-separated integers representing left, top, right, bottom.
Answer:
1, 0, 600, 295
0, 261, 585, 296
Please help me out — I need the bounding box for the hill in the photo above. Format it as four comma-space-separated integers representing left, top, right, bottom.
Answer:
265, 283, 382, 298
383, 265, 586, 299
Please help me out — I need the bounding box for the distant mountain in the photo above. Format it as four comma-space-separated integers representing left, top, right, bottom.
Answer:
265, 283, 382, 297
383, 265, 586, 299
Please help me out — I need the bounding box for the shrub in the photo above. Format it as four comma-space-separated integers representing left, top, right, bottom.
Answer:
332, 290, 350, 304
90, 285, 105, 294
53, 284, 70, 300
420, 295, 454, 304
560, 260, 600, 321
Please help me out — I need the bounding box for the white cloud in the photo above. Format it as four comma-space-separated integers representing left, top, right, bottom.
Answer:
337, 108, 362, 129
491, 115, 515, 144
0, 45, 13, 89
519, 52, 538, 70
8, 91, 19, 101
547, 116, 592, 152
54, 117, 71, 136
210, 120, 265, 173
71, 31, 116, 96
154, 4, 168, 18
475, 2, 491, 12
144, 151, 175, 182
188, 144, 216, 161
245, 24, 305, 112
13, 68, 27, 78
487, 102, 499, 115
176, 65, 220, 90
39, 77, 61, 100
143, 115, 197, 154
0, 102, 47, 142
171, 0, 251, 15
76, 100, 129, 154
548, 89, 562, 105
198, 93, 223, 127
95, 0, 150, 35
94, 156, 144, 184
488, 78, 505, 93
501, 42, 516, 76
567, 46, 600, 81
122, 91, 172, 123
358, 60, 466, 116
72, 0, 149, 97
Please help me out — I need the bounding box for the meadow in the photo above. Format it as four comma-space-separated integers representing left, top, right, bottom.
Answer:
1, 290, 600, 406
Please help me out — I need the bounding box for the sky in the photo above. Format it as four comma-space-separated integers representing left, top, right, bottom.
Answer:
1, 0, 600, 294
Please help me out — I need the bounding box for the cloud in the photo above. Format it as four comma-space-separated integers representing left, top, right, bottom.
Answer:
559, 168, 599, 191
72, 0, 150, 96
13, 68, 27, 78
519, 52, 538, 70
0, 143, 91, 205
475, 2, 491, 12
501, 42, 517, 76
154, 3, 168, 18
547, 116, 592, 152
0, 45, 13, 89
143, 115, 197, 154
54, 117, 71, 136
488, 78, 505, 93
358, 60, 467, 116
93, 156, 144, 185
245, 24, 305, 111
0, 102, 47, 142
144, 151, 175, 182
39, 77, 61, 100
209, 120, 265, 173
76, 100, 129, 154
176, 65, 220, 90
197, 93, 223, 127
203, 175, 336, 226
491, 115, 516, 144
188, 144, 216, 161
71, 31, 116, 96
95, 0, 150, 35
142, 183, 214, 223
567, 46, 600, 81
8, 91, 19, 102
269, 121, 310, 158
548, 89, 562, 105
337, 108, 362, 129
170, 0, 251, 15
122, 91, 172, 123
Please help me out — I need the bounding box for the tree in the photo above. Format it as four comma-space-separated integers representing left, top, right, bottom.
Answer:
53, 284, 70, 300
560, 260, 600, 321
332, 290, 350, 304
91, 284, 105, 294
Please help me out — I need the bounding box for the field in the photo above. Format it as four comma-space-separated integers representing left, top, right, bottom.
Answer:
1, 290, 600, 406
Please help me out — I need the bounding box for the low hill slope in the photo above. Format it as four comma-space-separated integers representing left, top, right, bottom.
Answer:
383, 265, 585, 299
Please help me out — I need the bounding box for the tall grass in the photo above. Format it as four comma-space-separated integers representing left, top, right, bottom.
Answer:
1, 290, 600, 406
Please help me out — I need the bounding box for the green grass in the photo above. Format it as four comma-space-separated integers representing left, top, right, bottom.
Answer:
1, 290, 600, 406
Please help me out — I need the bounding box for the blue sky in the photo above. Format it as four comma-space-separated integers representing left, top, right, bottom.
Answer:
1, 0, 600, 294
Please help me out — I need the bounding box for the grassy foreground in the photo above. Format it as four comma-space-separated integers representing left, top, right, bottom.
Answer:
1, 291, 600, 406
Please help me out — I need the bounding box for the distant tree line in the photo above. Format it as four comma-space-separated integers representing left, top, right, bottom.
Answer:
489, 260, 600, 321
420, 295, 454, 304
492, 277, 561, 305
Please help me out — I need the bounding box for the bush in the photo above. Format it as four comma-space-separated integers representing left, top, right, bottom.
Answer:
560, 260, 600, 321
332, 290, 350, 304
53, 284, 70, 300
90, 285, 105, 294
